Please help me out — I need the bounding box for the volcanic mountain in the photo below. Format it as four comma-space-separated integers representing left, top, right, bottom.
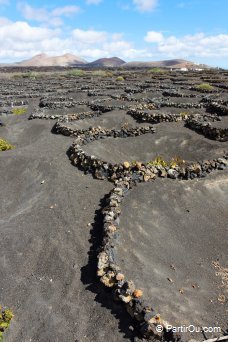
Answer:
122, 59, 206, 69
87, 57, 126, 67
16, 53, 87, 67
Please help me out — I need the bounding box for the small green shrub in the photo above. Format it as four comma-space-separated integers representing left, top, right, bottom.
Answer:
12, 107, 27, 115
67, 69, 85, 77
116, 76, 124, 81
13, 71, 39, 79
196, 83, 214, 91
148, 67, 165, 74
147, 156, 186, 168
21, 71, 39, 79
0, 138, 14, 151
92, 70, 112, 77
0, 307, 14, 341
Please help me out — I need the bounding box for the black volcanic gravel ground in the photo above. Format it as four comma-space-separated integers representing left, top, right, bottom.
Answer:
83, 122, 227, 163
117, 174, 228, 341
0, 68, 227, 342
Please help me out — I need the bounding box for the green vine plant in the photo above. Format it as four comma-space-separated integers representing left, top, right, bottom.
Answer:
0, 138, 14, 151
147, 155, 185, 168
0, 307, 14, 341
147, 156, 168, 168
12, 107, 28, 115
196, 83, 214, 91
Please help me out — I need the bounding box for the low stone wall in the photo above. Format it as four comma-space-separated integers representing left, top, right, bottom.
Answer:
162, 89, 196, 98
96, 156, 228, 341
186, 117, 228, 141
207, 102, 228, 116
127, 109, 188, 123
29, 110, 102, 122
0, 99, 28, 107
66, 127, 162, 182
53, 121, 155, 137
189, 86, 216, 93
39, 97, 87, 109
64, 118, 227, 181
147, 98, 204, 109
127, 108, 220, 124
89, 102, 128, 111
122, 97, 205, 109
98, 178, 179, 341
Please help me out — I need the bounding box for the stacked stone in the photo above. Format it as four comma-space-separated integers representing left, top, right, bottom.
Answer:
137, 97, 205, 109
127, 109, 188, 123
162, 90, 197, 98
216, 83, 228, 90
129, 103, 158, 110
134, 157, 228, 181
87, 91, 101, 96
158, 101, 203, 109
29, 110, 101, 121
138, 83, 151, 90
97, 178, 180, 341
110, 94, 140, 102
0, 109, 14, 115
88, 98, 111, 103
186, 117, 228, 141
124, 87, 143, 94
190, 86, 216, 93
68, 126, 228, 181
39, 97, 87, 109
89, 104, 114, 113
0, 99, 28, 107
54, 122, 155, 138
207, 102, 228, 116
67, 127, 156, 181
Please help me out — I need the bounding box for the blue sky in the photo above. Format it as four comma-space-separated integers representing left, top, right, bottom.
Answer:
0, 0, 228, 67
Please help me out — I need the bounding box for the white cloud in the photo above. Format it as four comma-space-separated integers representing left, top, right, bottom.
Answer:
144, 31, 228, 58
112, 33, 124, 41
0, 21, 59, 42
18, 3, 48, 22
144, 31, 164, 42
17, 3, 80, 26
0, 20, 65, 61
51, 6, 80, 17
86, 0, 102, 4
0, 20, 144, 62
1, 18, 227, 66
133, 0, 158, 12
72, 29, 107, 44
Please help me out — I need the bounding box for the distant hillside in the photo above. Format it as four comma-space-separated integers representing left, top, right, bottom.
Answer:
16, 53, 87, 67
122, 59, 207, 69
0, 55, 211, 69
87, 57, 126, 67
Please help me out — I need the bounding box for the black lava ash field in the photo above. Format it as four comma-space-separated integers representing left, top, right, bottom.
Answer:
0, 68, 227, 342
